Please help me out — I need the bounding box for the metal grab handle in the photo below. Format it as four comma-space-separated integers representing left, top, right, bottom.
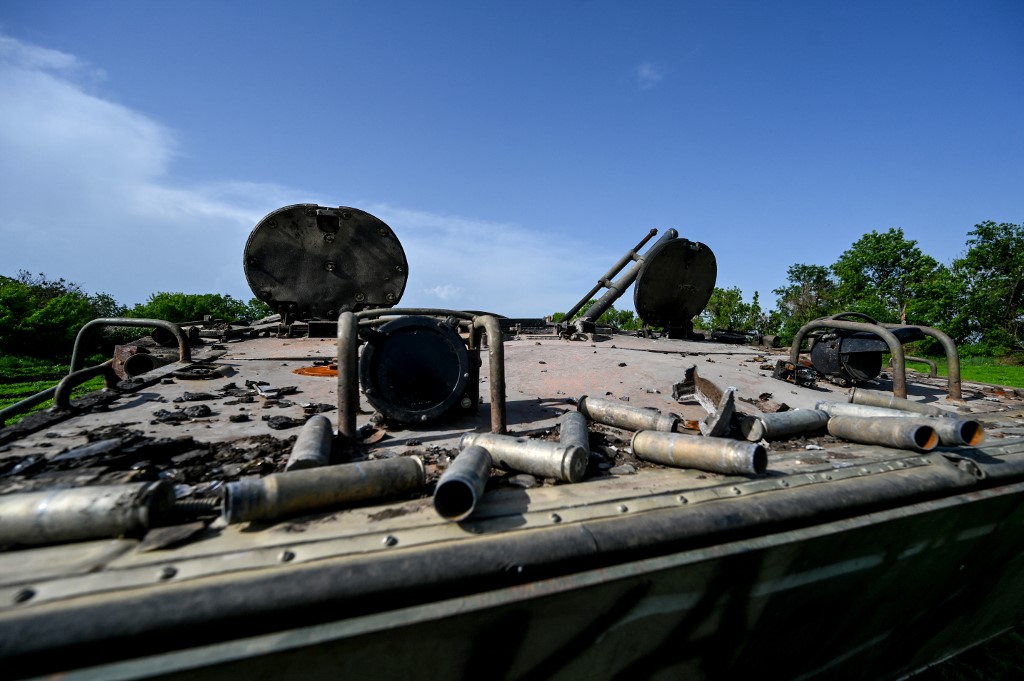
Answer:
337, 308, 508, 441
70, 318, 192, 372
52, 360, 121, 410
789, 318, 909, 398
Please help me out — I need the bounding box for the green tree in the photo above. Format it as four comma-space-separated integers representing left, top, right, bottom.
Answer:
132, 292, 254, 323
697, 287, 762, 332
0, 273, 101, 359
772, 264, 837, 343
551, 300, 640, 330
950, 221, 1024, 355
831, 228, 940, 324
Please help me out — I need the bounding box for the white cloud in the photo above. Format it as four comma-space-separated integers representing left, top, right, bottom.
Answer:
636, 62, 665, 90
0, 34, 619, 318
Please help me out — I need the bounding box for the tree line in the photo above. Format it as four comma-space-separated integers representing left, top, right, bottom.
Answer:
698, 221, 1023, 357
0, 271, 271, 361
2, 220, 1021, 361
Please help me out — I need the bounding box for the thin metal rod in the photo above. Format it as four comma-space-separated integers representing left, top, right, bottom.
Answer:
880, 323, 962, 401
580, 229, 679, 324
563, 228, 658, 321
52, 360, 121, 410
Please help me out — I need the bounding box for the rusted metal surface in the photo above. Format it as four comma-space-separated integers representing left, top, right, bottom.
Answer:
2, 205, 1024, 679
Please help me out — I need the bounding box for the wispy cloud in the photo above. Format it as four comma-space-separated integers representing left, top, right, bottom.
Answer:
636, 62, 665, 90
0, 34, 613, 317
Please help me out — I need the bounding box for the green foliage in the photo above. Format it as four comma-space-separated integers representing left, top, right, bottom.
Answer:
131, 292, 269, 323
0, 273, 100, 360
551, 300, 641, 330
830, 228, 941, 324
949, 221, 1024, 355
772, 264, 837, 343
697, 287, 765, 332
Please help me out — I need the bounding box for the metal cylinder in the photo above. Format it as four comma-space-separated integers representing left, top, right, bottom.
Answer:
122, 352, 174, 377
630, 431, 767, 476
433, 445, 492, 521
849, 388, 952, 417
577, 395, 678, 433
223, 456, 425, 524
827, 415, 938, 452
738, 409, 830, 442
559, 411, 590, 453
285, 414, 335, 471
459, 432, 588, 483
815, 402, 983, 447
0, 481, 174, 546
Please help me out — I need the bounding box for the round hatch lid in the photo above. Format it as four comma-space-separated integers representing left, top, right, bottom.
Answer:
243, 205, 408, 322
633, 238, 717, 328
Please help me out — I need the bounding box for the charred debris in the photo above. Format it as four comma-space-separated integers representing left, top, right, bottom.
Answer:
0, 203, 1019, 550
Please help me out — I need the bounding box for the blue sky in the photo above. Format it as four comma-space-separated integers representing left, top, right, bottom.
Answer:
1, 2, 1022, 317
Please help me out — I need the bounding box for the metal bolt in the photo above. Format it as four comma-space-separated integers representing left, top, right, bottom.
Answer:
419, 415, 428, 422
13, 588, 34, 604
732, 487, 742, 495
550, 513, 562, 523
395, 265, 404, 273
324, 234, 335, 243
385, 293, 396, 303
364, 388, 374, 396
460, 396, 473, 409
325, 261, 336, 272
305, 207, 316, 216
159, 566, 178, 581
341, 211, 352, 220
383, 535, 398, 547
378, 228, 388, 236
617, 504, 628, 513
260, 290, 271, 299
354, 292, 366, 302
268, 220, 278, 228
678, 495, 688, 504
247, 257, 258, 266
279, 550, 296, 563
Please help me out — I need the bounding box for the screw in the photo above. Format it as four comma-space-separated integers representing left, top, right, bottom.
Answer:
550, 513, 562, 523
385, 293, 396, 303
617, 504, 628, 513
383, 535, 398, 547
460, 397, 473, 409
354, 292, 366, 302
279, 550, 296, 563
14, 588, 34, 604
325, 261, 336, 272
159, 566, 178, 580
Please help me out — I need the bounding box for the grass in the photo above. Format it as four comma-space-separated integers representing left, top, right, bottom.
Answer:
901, 355, 1024, 389
0, 356, 107, 425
